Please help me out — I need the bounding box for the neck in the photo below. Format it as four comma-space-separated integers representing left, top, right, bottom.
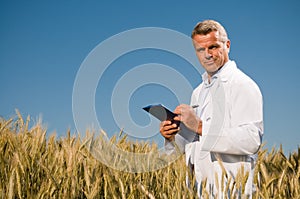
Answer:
207, 65, 224, 83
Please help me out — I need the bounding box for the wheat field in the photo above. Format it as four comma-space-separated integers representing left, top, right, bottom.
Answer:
0, 113, 299, 198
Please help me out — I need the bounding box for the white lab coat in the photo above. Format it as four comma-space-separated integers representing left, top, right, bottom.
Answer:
165, 60, 263, 198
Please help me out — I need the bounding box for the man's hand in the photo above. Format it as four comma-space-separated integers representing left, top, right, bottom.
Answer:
159, 121, 179, 141
174, 104, 202, 136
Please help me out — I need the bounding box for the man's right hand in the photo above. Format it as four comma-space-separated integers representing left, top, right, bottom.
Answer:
159, 120, 180, 141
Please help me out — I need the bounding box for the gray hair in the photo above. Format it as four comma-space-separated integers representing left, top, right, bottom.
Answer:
191, 20, 229, 42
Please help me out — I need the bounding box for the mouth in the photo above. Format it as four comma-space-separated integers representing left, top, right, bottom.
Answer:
204, 60, 215, 66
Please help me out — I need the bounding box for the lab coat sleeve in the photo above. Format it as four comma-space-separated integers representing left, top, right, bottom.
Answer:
209, 80, 263, 155
164, 132, 190, 154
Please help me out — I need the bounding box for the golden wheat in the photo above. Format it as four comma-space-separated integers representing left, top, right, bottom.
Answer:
0, 114, 299, 198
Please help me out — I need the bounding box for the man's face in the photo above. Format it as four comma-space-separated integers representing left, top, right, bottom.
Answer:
192, 31, 230, 76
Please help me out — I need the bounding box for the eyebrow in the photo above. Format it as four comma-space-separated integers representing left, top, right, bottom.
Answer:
195, 43, 220, 51
208, 44, 220, 49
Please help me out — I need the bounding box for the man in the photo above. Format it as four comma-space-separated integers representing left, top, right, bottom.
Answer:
160, 20, 263, 197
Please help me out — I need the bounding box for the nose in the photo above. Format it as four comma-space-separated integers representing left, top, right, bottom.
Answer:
204, 49, 212, 59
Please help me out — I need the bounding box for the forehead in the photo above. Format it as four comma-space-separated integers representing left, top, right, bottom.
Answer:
192, 31, 222, 47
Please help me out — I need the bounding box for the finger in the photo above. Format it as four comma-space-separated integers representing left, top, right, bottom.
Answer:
164, 120, 172, 125
160, 128, 177, 138
173, 116, 181, 121
173, 106, 181, 114
174, 104, 191, 115
165, 128, 179, 136
160, 123, 178, 134
164, 123, 177, 131
160, 120, 171, 128
160, 121, 174, 133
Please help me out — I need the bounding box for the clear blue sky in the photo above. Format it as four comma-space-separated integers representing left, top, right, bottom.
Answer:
1, 0, 299, 154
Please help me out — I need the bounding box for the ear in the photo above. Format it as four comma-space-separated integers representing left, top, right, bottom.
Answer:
225, 40, 231, 53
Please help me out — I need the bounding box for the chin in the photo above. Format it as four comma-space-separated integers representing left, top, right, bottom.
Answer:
205, 66, 219, 73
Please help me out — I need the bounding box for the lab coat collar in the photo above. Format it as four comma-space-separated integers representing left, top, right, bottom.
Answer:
202, 60, 237, 87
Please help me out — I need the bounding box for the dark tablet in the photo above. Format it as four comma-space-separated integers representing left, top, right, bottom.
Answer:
143, 104, 178, 122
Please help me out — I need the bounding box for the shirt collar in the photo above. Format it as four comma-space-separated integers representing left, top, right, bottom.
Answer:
201, 60, 237, 87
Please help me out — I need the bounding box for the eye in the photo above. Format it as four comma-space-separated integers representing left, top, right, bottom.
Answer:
209, 45, 219, 50
196, 48, 205, 52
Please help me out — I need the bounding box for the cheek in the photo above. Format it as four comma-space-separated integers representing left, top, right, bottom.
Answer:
196, 53, 205, 62
215, 51, 225, 60
197, 57, 206, 66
